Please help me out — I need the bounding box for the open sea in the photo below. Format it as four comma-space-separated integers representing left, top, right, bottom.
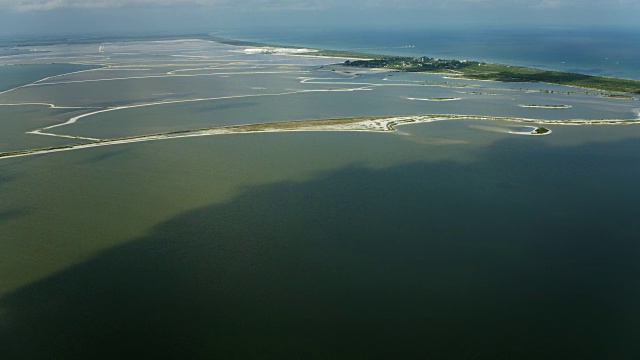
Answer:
225, 26, 640, 80
1, 27, 639, 359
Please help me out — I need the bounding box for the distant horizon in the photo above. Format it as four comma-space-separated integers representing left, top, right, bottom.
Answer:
2, 23, 640, 42
0, 0, 639, 37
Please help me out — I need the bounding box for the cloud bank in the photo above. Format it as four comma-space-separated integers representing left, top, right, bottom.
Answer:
2, 0, 637, 12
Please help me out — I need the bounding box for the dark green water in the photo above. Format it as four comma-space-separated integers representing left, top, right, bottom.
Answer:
1, 122, 640, 359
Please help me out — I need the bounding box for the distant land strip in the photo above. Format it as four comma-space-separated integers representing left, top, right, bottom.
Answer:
8, 34, 640, 94
208, 36, 640, 94
208, 36, 388, 60
342, 57, 640, 94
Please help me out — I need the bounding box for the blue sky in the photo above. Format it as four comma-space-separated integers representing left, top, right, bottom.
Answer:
0, 0, 638, 36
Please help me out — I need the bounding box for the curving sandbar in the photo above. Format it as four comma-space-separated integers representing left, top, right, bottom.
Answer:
406, 97, 462, 101
518, 104, 572, 109
2, 114, 639, 160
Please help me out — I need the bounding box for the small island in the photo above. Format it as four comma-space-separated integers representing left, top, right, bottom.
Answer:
507, 126, 552, 136
407, 97, 461, 101
601, 94, 637, 99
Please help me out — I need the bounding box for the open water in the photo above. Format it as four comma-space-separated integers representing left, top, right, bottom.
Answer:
226, 26, 640, 80
0, 28, 639, 359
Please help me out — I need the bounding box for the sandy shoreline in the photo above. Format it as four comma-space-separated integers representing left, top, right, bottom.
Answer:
518, 104, 572, 109
3, 113, 639, 160
406, 97, 462, 101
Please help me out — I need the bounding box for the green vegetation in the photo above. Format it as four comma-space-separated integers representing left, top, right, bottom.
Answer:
601, 94, 636, 99
461, 63, 640, 94
345, 56, 469, 71
343, 57, 640, 94
469, 91, 496, 95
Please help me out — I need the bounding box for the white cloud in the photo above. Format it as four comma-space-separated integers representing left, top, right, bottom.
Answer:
5, 0, 224, 11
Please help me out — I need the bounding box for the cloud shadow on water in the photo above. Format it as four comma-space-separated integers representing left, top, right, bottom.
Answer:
0, 208, 31, 226
79, 147, 131, 164
1, 138, 639, 359
192, 101, 259, 113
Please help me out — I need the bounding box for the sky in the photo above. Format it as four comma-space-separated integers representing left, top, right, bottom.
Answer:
0, 0, 638, 37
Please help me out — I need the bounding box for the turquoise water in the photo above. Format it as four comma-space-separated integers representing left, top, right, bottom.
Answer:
226, 27, 640, 80
1, 33, 640, 359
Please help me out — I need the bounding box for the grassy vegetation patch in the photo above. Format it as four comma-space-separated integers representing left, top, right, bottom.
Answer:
343, 57, 640, 94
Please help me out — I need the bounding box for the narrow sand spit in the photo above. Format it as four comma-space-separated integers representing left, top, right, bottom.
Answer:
5, 114, 640, 160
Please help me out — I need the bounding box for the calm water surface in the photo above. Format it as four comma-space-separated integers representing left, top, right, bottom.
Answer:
2, 123, 640, 358
1, 34, 639, 359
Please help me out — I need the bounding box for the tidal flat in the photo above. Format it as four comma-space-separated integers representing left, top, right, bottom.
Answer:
1, 38, 639, 153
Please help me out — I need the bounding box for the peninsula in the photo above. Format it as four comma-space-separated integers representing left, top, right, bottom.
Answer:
210, 35, 640, 94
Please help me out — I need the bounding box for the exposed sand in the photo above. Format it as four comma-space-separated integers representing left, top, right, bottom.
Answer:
243, 47, 318, 55
406, 97, 462, 101
5, 113, 640, 160
518, 104, 572, 109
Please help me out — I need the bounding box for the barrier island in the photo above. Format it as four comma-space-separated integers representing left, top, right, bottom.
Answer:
342, 57, 640, 94
210, 36, 640, 94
